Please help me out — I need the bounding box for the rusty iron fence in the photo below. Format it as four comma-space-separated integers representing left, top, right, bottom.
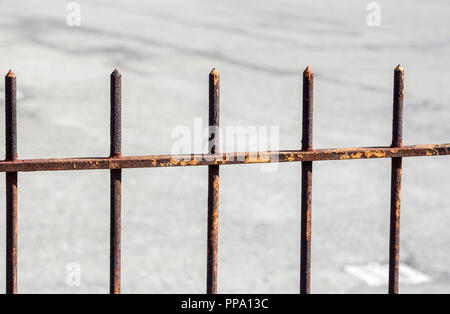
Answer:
2, 66, 449, 294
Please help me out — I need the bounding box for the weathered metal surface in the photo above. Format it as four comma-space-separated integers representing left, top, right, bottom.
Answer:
110, 69, 122, 158
5, 71, 17, 161
110, 70, 122, 294
0, 144, 447, 172
300, 66, 313, 294
207, 69, 220, 294
110, 168, 121, 294
389, 158, 402, 294
5, 70, 18, 294
1, 66, 449, 295
389, 65, 404, 294
392, 65, 404, 148
5, 172, 17, 294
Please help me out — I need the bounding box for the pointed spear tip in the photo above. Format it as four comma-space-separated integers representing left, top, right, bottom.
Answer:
209, 68, 219, 86
6, 70, 16, 78
395, 64, 404, 73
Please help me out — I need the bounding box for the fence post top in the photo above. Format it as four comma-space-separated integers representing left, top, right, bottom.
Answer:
395, 64, 404, 73
6, 70, 15, 78
111, 69, 121, 76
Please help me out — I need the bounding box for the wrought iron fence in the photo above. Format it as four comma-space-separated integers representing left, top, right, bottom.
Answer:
2, 66, 449, 294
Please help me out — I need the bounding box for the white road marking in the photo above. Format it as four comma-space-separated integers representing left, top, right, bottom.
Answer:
344, 262, 431, 286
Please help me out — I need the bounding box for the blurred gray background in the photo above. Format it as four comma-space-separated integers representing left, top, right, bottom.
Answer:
0, 0, 448, 293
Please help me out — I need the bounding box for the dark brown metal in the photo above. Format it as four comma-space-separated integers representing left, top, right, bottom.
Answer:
5, 71, 17, 162
111, 70, 121, 157
110, 69, 122, 294
302, 67, 313, 152
389, 65, 404, 294
207, 68, 220, 294
300, 66, 313, 294
1, 67, 449, 295
392, 65, 404, 148
5, 70, 18, 294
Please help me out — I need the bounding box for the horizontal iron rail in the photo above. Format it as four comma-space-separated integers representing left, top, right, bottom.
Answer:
0, 143, 447, 172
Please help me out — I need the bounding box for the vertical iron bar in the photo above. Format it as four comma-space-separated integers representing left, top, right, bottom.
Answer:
207, 69, 220, 294
5, 70, 18, 294
300, 66, 313, 294
110, 69, 122, 294
389, 65, 404, 294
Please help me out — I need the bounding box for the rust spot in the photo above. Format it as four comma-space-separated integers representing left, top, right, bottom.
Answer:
350, 152, 363, 159
210, 68, 219, 86
245, 153, 271, 163
364, 150, 386, 158
109, 160, 120, 169
169, 158, 179, 166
